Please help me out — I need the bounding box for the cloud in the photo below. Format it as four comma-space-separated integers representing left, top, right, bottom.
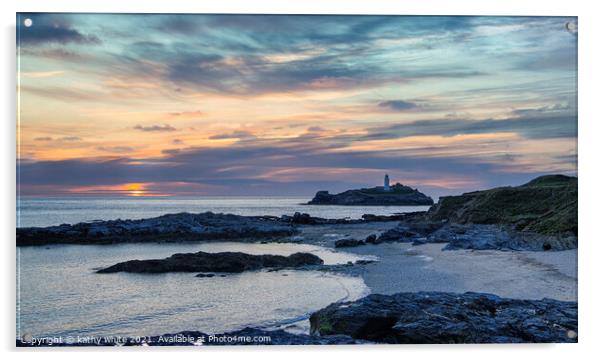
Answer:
362, 113, 576, 141
18, 137, 568, 199
161, 148, 181, 155
60, 136, 82, 142
378, 100, 420, 111
33, 136, 82, 142
172, 139, 184, 145
168, 110, 204, 117
209, 130, 255, 140
134, 124, 177, 132
97, 146, 135, 153
18, 14, 100, 45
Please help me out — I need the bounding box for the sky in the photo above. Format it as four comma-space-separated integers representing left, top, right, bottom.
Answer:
17, 14, 577, 198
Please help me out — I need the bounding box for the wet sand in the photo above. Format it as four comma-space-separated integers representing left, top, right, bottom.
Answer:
298, 222, 577, 302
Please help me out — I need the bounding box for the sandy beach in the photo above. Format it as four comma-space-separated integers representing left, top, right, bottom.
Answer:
298, 222, 577, 302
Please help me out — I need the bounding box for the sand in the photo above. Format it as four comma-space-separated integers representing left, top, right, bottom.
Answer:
298, 222, 577, 302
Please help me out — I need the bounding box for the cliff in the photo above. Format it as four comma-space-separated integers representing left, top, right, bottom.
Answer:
427, 174, 577, 236
376, 174, 578, 251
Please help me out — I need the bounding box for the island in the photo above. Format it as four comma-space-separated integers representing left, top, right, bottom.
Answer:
307, 174, 434, 206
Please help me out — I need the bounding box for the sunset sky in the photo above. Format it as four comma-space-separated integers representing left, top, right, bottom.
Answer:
17, 14, 577, 198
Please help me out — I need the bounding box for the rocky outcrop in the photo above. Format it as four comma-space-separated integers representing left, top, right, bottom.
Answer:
97, 251, 324, 274
307, 183, 434, 206
310, 291, 577, 343
17, 212, 297, 246
427, 175, 577, 237
334, 239, 365, 248
279, 212, 416, 225
374, 175, 578, 251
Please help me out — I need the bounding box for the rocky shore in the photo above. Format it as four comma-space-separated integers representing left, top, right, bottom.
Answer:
307, 183, 434, 206
17, 291, 577, 346
97, 251, 323, 274
373, 175, 578, 251
16, 211, 414, 246
16, 212, 297, 246
310, 291, 577, 343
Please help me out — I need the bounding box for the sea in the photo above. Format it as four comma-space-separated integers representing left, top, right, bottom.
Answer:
16, 197, 429, 340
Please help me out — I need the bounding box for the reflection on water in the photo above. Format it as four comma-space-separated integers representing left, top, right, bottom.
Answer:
17, 242, 371, 338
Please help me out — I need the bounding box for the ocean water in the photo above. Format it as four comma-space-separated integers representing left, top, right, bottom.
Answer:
17, 197, 430, 228
17, 242, 373, 339
16, 197, 422, 339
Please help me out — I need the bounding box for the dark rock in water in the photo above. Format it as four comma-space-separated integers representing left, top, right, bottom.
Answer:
16, 212, 297, 246
364, 234, 378, 244
307, 183, 433, 206
361, 214, 403, 221
354, 259, 375, 265
310, 291, 577, 343
195, 273, 216, 278
334, 239, 365, 248
97, 251, 323, 274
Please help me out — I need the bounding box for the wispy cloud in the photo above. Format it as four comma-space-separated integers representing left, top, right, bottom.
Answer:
133, 124, 177, 132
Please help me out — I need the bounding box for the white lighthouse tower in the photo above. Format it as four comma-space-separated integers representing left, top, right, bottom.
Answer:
384, 174, 390, 191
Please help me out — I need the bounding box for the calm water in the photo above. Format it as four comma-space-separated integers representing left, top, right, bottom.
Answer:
17, 197, 430, 228
17, 242, 373, 338
16, 197, 417, 339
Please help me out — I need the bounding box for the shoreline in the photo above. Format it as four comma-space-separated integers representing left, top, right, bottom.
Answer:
17, 216, 577, 345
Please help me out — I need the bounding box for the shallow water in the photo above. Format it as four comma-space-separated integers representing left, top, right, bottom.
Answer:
17, 197, 430, 227
17, 242, 371, 339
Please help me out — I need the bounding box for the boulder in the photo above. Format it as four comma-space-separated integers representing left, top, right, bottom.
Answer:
310, 291, 577, 343
334, 239, 365, 248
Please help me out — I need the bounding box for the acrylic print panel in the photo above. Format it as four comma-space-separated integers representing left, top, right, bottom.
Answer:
16, 13, 578, 346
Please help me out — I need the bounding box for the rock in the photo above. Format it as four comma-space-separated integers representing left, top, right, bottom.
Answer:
334, 239, 365, 248
97, 251, 324, 274
307, 183, 434, 206
361, 214, 403, 221
195, 273, 216, 278
376, 226, 421, 243
439, 224, 577, 251
310, 291, 577, 343
17, 212, 297, 246
364, 234, 378, 244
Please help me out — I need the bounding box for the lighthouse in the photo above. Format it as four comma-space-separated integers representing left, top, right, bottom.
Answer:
384, 174, 390, 192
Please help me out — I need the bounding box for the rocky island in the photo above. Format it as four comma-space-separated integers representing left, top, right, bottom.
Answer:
307, 175, 434, 206
97, 251, 323, 274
